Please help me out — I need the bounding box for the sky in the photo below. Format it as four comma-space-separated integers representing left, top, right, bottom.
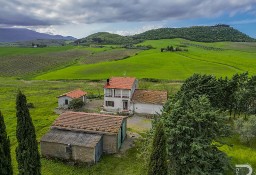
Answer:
1, 0, 256, 39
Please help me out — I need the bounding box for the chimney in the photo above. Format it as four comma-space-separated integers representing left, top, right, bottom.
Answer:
107, 79, 110, 85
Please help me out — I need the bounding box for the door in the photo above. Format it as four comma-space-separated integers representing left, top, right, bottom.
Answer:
123, 101, 128, 110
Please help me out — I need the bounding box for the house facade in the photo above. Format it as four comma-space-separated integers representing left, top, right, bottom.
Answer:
58, 89, 87, 108
41, 112, 127, 164
104, 77, 138, 113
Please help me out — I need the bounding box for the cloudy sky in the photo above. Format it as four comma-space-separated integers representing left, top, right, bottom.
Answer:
1, 0, 256, 38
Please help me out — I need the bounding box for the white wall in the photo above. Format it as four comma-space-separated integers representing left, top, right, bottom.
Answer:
58, 96, 73, 108
133, 103, 163, 115
104, 88, 131, 112
58, 96, 87, 109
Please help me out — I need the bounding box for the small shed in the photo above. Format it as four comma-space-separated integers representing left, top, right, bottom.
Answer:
41, 129, 103, 163
57, 89, 87, 108
131, 90, 167, 114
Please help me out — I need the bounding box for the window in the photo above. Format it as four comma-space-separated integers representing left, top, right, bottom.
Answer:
122, 90, 129, 98
105, 89, 112, 97
106, 101, 114, 107
65, 99, 69, 105
114, 89, 121, 97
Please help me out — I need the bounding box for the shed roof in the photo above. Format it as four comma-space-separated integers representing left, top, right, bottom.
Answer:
52, 112, 127, 135
41, 129, 102, 148
132, 89, 167, 105
104, 77, 136, 90
58, 89, 87, 99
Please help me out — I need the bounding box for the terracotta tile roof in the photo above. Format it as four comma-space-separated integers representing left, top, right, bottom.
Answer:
51, 112, 127, 134
58, 89, 87, 99
41, 129, 102, 148
104, 77, 136, 89
132, 89, 168, 105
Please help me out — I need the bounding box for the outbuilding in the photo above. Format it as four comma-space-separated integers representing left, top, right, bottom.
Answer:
41, 129, 103, 163
131, 90, 167, 114
57, 89, 87, 109
40, 112, 127, 163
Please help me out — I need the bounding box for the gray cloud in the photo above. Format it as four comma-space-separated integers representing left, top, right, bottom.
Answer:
0, 0, 255, 26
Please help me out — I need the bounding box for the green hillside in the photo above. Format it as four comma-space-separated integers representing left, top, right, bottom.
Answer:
35, 39, 256, 81
76, 25, 255, 45
133, 25, 255, 42
75, 32, 135, 45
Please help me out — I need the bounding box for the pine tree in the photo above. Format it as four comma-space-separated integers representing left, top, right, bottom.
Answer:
0, 111, 13, 175
148, 122, 168, 175
164, 96, 231, 175
16, 91, 41, 175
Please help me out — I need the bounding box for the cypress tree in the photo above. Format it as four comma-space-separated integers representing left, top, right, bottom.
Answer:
148, 122, 168, 175
0, 111, 13, 175
16, 91, 41, 175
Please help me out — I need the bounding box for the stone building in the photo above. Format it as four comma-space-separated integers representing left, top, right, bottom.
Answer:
41, 112, 127, 164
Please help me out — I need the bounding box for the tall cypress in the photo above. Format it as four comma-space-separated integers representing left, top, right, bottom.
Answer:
148, 122, 168, 175
0, 111, 13, 175
16, 91, 41, 175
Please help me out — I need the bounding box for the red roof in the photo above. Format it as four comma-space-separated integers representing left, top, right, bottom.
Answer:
52, 112, 127, 134
58, 89, 87, 99
104, 77, 136, 89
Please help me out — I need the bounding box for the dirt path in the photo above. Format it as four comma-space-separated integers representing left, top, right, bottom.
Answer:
119, 115, 152, 153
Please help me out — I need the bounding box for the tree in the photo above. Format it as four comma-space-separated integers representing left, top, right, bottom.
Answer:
163, 96, 231, 175
16, 91, 41, 175
0, 111, 13, 175
68, 98, 85, 110
148, 121, 168, 175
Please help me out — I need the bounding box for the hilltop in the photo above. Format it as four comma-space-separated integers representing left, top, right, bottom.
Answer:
75, 25, 255, 45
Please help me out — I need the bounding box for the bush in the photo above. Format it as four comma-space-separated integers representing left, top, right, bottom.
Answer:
27, 102, 35, 108
68, 98, 85, 110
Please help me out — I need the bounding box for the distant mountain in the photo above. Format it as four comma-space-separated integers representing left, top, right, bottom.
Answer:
0, 28, 76, 42
76, 24, 255, 45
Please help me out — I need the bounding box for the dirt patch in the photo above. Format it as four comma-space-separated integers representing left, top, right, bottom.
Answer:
84, 99, 103, 113
127, 115, 152, 132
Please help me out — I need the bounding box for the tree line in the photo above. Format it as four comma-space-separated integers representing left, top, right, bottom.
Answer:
144, 72, 256, 175
0, 91, 41, 175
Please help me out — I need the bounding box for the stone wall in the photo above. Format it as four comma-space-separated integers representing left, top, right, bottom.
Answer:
103, 134, 118, 153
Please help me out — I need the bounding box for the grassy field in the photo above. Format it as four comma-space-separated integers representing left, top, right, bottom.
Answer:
1, 39, 256, 174
2, 77, 256, 174
0, 77, 180, 175
35, 39, 256, 80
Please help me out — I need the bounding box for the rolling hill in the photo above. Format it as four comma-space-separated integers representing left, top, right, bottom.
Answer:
0, 28, 76, 42
76, 25, 255, 45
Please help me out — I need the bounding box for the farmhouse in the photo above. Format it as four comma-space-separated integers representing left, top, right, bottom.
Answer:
103, 77, 167, 114
57, 89, 87, 108
104, 77, 138, 113
41, 112, 127, 164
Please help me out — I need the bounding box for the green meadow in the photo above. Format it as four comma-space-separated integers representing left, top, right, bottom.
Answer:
1, 39, 256, 174
35, 39, 256, 80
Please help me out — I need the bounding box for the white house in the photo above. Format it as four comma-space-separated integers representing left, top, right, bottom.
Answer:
103, 77, 167, 115
103, 77, 138, 113
57, 89, 87, 108
131, 89, 167, 114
